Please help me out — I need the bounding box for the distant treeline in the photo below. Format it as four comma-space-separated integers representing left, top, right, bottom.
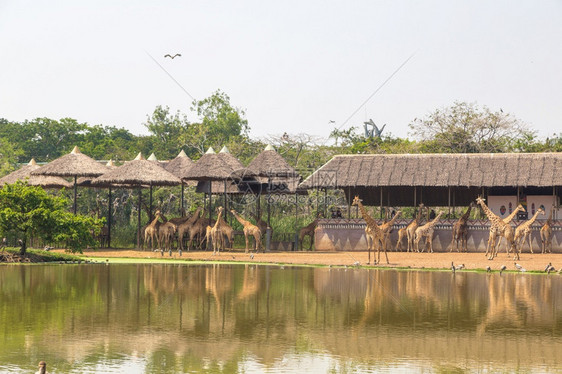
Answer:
1, 98, 561, 179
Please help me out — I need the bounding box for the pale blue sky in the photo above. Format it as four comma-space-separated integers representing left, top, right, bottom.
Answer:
1, 0, 560, 141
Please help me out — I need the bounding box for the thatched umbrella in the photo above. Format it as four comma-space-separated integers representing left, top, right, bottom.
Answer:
92, 152, 181, 249
163, 150, 195, 216
182, 147, 236, 222
0, 159, 73, 189
246, 144, 299, 225
31, 146, 109, 214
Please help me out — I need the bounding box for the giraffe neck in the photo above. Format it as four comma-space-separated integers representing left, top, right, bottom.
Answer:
504, 206, 521, 223
357, 201, 379, 229
214, 210, 223, 229
461, 205, 472, 221
525, 210, 543, 227
427, 212, 443, 227
233, 211, 251, 227
546, 208, 553, 225
415, 206, 423, 224
385, 211, 401, 227
477, 200, 500, 224
187, 208, 201, 225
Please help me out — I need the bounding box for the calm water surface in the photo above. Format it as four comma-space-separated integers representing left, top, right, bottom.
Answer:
1, 263, 561, 373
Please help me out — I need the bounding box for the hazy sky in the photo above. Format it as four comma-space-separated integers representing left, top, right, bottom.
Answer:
1, 0, 561, 142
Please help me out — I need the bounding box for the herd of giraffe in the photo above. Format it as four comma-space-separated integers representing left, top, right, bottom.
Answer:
140, 195, 554, 260
142, 205, 264, 255
351, 195, 554, 264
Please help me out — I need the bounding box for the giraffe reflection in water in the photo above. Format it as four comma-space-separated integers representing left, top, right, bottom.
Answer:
2, 265, 562, 372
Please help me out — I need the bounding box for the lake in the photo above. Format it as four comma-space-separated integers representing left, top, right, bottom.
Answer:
1, 263, 561, 373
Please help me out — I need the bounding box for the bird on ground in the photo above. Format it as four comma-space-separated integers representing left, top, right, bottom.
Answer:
500, 265, 507, 274
514, 262, 523, 270
545, 263, 553, 272
451, 262, 456, 273
250, 253, 254, 260
486, 266, 491, 273
169, 249, 172, 257
179, 250, 182, 257
164, 53, 181, 59
36, 360, 47, 374
547, 265, 555, 274
353, 261, 360, 267
455, 264, 465, 271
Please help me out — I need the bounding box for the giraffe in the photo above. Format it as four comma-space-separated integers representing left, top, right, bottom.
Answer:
449, 203, 474, 252
487, 203, 525, 256
514, 207, 544, 254
414, 211, 443, 253
351, 196, 387, 264
231, 209, 262, 253
540, 206, 554, 254
177, 207, 202, 251
475, 196, 518, 260
250, 211, 268, 238
406, 204, 425, 252
210, 207, 224, 255
157, 214, 177, 255
395, 226, 407, 251
380, 210, 402, 251
144, 210, 162, 251
299, 218, 319, 250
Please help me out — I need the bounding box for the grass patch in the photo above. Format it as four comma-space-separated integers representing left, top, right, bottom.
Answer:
1, 247, 83, 263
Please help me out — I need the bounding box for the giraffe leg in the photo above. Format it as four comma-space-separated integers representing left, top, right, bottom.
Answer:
527, 234, 533, 254
244, 234, 249, 253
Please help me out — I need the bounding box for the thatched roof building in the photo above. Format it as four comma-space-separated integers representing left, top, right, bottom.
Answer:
31, 146, 109, 177
163, 150, 193, 177
246, 145, 300, 193
0, 159, 72, 189
299, 153, 562, 206
182, 147, 235, 182
92, 153, 181, 187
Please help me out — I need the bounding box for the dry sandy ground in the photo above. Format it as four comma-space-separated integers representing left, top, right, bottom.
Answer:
66, 247, 562, 273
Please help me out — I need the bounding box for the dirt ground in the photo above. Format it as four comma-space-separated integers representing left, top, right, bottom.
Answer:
66, 247, 562, 273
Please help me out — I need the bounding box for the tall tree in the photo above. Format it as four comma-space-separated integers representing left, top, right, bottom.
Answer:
408, 101, 532, 153
183, 90, 249, 156
144, 106, 188, 159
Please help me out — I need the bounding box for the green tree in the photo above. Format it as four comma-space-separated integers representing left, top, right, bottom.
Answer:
144, 106, 188, 159
0, 181, 104, 255
0, 136, 23, 177
408, 101, 532, 153
183, 90, 249, 156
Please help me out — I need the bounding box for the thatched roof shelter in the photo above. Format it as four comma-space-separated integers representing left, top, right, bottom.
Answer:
31, 146, 109, 178
246, 145, 300, 193
163, 150, 193, 177
182, 147, 235, 181
92, 153, 181, 187
246, 144, 296, 177
218, 146, 244, 171
0, 159, 73, 189
299, 153, 562, 206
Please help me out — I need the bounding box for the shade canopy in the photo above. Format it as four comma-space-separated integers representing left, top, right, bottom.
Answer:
0, 159, 73, 189
245, 145, 300, 193
163, 150, 193, 176
92, 153, 181, 187
246, 144, 296, 177
31, 146, 109, 178
182, 147, 235, 181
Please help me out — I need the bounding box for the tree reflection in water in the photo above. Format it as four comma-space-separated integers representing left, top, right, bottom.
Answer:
0, 264, 561, 372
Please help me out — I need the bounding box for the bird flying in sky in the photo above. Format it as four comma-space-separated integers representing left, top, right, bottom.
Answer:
164, 53, 181, 59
